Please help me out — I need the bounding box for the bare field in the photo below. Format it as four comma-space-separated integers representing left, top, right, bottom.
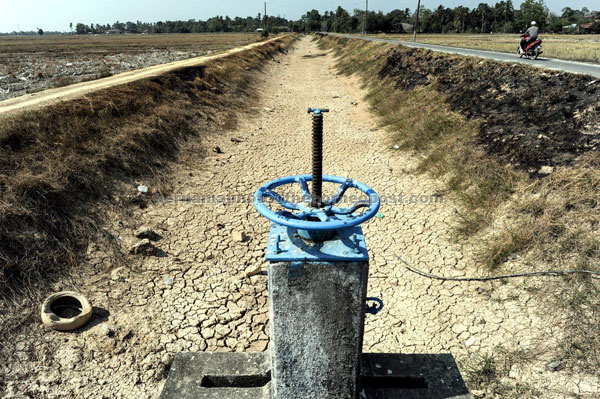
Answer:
0, 33, 261, 100
373, 33, 600, 63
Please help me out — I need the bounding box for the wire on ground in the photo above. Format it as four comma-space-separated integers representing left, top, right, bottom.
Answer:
390, 255, 600, 281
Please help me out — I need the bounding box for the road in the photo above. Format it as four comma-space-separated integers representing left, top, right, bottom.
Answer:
0, 36, 284, 116
324, 33, 600, 78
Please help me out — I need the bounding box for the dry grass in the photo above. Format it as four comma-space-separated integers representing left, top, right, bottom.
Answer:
368, 82, 520, 242
463, 349, 541, 398
0, 35, 294, 307
371, 33, 600, 63
319, 34, 600, 375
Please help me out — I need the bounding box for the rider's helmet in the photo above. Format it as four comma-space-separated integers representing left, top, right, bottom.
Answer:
531, 21, 537, 25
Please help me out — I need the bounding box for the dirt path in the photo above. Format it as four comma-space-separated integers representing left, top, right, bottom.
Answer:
0, 36, 283, 116
3, 36, 598, 398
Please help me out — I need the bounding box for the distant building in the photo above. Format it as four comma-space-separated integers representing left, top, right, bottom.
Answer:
106, 29, 122, 35
579, 20, 600, 33
562, 23, 578, 32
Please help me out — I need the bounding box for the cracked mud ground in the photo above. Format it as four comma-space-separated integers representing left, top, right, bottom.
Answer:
3, 37, 599, 398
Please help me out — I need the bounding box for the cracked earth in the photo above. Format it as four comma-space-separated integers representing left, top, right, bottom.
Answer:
2, 36, 599, 398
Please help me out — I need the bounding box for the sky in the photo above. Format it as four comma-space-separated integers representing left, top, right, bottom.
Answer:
0, 0, 596, 32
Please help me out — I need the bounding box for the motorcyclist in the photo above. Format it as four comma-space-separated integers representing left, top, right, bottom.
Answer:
520, 21, 539, 52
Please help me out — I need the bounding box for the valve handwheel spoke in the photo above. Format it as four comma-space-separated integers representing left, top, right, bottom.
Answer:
325, 178, 352, 206
296, 177, 312, 202
329, 200, 370, 215
262, 189, 303, 210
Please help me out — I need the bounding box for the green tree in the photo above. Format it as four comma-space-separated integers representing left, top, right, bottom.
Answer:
475, 3, 493, 32
453, 6, 469, 32
303, 9, 321, 32
387, 9, 410, 33
518, 0, 548, 30
125, 21, 139, 33
75, 23, 89, 34
547, 13, 562, 32
332, 6, 351, 33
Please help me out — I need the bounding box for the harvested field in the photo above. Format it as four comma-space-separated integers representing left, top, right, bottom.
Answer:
0, 33, 260, 100
374, 33, 600, 63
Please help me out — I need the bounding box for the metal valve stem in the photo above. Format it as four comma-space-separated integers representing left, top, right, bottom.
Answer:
307, 107, 329, 208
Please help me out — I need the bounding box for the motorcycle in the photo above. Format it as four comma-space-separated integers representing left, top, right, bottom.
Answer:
517, 33, 543, 60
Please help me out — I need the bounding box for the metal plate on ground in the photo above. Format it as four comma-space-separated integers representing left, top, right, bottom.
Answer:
159, 352, 470, 399
265, 224, 369, 262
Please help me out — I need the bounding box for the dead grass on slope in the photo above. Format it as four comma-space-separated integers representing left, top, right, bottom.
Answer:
0, 36, 294, 323
318, 34, 600, 381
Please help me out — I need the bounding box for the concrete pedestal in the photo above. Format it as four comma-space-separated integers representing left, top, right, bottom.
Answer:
268, 261, 368, 399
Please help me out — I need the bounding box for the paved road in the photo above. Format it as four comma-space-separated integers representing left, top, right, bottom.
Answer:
324, 33, 600, 78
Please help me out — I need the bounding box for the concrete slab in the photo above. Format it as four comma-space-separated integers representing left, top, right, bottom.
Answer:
159, 352, 471, 399
158, 352, 270, 399
361, 353, 471, 399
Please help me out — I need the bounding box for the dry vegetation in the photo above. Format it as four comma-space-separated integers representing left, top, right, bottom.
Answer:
0, 33, 262, 100
0, 35, 294, 325
372, 33, 600, 63
318, 35, 600, 394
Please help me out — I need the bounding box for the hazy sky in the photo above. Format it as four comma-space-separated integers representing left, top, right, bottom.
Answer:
0, 0, 595, 32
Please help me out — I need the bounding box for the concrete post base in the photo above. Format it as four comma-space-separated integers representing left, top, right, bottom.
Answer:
268, 261, 368, 399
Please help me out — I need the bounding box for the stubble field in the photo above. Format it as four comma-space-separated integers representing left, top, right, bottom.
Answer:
0, 33, 261, 100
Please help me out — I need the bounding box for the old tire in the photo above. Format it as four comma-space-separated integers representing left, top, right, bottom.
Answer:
41, 291, 92, 331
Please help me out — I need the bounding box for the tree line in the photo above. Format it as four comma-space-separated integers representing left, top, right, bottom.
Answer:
313, 1, 599, 34
72, 14, 291, 35
2, 1, 598, 36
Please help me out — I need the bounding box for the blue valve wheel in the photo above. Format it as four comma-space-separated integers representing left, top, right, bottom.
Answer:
254, 174, 380, 232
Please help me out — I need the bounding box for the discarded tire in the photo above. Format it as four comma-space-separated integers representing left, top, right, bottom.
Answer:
41, 291, 92, 331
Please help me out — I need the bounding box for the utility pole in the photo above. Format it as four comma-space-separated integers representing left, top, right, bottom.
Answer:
413, 0, 420, 42
363, 0, 368, 35
481, 9, 485, 33
264, 2, 268, 33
